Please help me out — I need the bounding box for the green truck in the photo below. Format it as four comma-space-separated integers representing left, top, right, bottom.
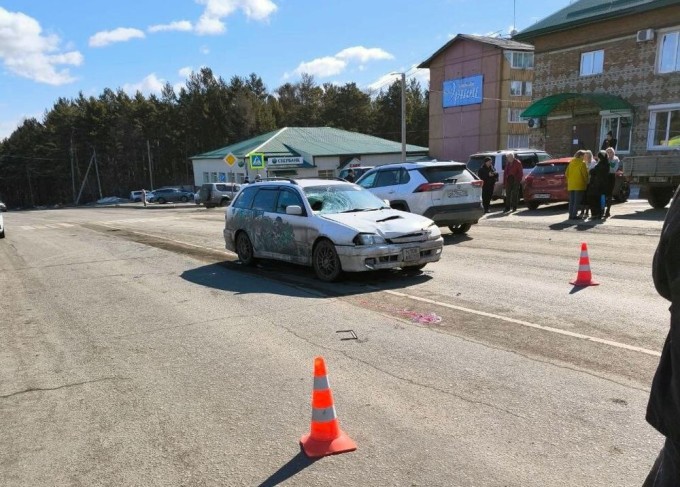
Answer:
623, 153, 680, 208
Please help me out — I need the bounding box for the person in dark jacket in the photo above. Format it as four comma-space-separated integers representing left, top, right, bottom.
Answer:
587, 151, 609, 219
601, 130, 617, 151
643, 185, 680, 486
477, 157, 498, 213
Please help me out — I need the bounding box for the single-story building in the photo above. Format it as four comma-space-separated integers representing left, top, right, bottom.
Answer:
190, 126, 429, 185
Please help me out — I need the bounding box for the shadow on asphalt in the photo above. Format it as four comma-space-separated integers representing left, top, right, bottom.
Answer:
257, 451, 317, 487
609, 207, 667, 222
442, 233, 473, 245
181, 259, 434, 298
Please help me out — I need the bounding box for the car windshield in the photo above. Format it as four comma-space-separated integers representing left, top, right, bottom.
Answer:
418, 165, 474, 183
531, 163, 567, 175
304, 184, 388, 214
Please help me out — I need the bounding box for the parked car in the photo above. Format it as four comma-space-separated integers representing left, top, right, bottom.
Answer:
0, 211, 5, 238
522, 157, 630, 210
223, 179, 443, 281
198, 183, 241, 208
0, 201, 6, 212
355, 161, 484, 235
338, 166, 374, 181
466, 149, 553, 199
129, 190, 148, 202
148, 188, 194, 204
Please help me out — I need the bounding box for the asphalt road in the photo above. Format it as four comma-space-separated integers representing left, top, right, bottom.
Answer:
0, 199, 670, 486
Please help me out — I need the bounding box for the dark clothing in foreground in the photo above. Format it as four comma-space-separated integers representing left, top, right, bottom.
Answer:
587, 160, 609, 218
644, 187, 680, 485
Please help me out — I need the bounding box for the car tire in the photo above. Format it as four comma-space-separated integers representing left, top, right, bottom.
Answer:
0, 229, 5, 239
235, 232, 256, 265
180, 196, 189, 203
527, 201, 540, 210
157, 197, 166, 204
219, 198, 230, 207
448, 223, 472, 235
614, 182, 630, 203
648, 187, 673, 209
313, 239, 342, 282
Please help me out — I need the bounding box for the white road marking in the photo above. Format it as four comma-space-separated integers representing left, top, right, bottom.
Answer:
384, 290, 661, 357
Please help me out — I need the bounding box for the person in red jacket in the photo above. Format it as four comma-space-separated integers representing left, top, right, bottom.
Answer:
503, 152, 524, 212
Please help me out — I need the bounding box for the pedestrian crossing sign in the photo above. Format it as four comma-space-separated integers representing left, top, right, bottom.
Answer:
249, 153, 265, 169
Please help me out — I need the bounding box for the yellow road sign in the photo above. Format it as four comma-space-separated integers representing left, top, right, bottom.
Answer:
224, 152, 237, 166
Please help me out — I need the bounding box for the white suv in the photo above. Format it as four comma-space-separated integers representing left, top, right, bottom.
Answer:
356, 161, 483, 234
466, 149, 553, 199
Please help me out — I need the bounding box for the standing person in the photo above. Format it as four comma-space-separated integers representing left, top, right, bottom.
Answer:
578, 150, 595, 218
601, 130, 617, 151
643, 185, 680, 486
477, 157, 498, 213
604, 147, 621, 218
503, 152, 523, 212
588, 150, 610, 219
345, 169, 355, 183
564, 150, 588, 220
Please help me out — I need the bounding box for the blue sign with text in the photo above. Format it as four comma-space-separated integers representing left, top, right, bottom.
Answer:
443, 75, 483, 108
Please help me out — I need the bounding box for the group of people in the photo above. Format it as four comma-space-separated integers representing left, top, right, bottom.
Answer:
476, 152, 524, 214
565, 145, 621, 220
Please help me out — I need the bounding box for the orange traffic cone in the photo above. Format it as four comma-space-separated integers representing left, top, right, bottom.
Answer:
570, 242, 599, 286
300, 356, 356, 458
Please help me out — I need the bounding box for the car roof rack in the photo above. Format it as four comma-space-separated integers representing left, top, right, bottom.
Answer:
255, 177, 298, 185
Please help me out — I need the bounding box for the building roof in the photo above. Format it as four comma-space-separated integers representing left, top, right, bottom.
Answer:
513, 0, 678, 41
191, 127, 429, 160
418, 34, 533, 69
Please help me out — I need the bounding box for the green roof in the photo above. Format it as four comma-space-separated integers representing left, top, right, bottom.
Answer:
514, 0, 678, 41
191, 127, 429, 160
520, 93, 633, 118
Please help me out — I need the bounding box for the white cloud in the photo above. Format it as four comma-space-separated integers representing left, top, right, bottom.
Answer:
122, 73, 165, 95
292, 56, 347, 78
367, 66, 430, 92
336, 46, 394, 63
179, 66, 193, 78
148, 20, 193, 33
0, 7, 82, 85
89, 27, 145, 47
195, 0, 278, 35
200, 45, 210, 54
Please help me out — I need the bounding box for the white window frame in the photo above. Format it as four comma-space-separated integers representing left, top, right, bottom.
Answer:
203, 172, 210, 183
658, 29, 680, 74
510, 81, 532, 97
210, 172, 217, 182
317, 169, 335, 179
507, 134, 529, 149
648, 103, 680, 150
580, 50, 604, 76
509, 51, 534, 69
507, 108, 524, 123
600, 112, 632, 154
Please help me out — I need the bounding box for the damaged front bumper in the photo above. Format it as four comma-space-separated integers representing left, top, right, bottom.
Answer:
335, 237, 444, 272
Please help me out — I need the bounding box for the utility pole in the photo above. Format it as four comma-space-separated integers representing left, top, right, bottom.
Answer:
93, 149, 103, 200
147, 139, 154, 190
401, 72, 406, 162
70, 129, 76, 204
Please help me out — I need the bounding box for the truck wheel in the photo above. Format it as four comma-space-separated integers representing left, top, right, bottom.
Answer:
614, 182, 630, 203
448, 223, 471, 235
648, 188, 673, 209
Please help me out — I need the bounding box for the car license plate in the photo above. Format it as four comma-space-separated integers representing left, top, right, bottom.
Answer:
649, 176, 668, 183
534, 193, 551, 199
447, 189, 468, 198
403, 247, 420, 262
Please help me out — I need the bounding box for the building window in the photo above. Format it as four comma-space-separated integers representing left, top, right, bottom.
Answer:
218, 172, 226, 182
510, 81, 532, 96
210, 172, 217, 182
318, 170, 335, 179
648, 104, 680, 149
203, 172, 210, 183
580, 50, 604, 76
601, 115, 632, 153
507, 108, 524, 123
507, 134, 529, 149
509, 51, 534, 69
659, 31, 680, 73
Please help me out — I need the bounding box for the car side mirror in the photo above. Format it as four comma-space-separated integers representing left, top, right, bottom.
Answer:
286, 205, 303, 216
384, 199, 391, 207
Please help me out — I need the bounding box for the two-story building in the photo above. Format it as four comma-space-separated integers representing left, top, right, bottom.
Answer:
418, 35, 535, 162
514, 0, 680, 159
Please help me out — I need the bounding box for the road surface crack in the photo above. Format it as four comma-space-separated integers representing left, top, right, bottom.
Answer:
0, 376, 130, 399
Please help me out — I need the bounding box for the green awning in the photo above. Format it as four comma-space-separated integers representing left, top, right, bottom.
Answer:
520, 93, 633, 118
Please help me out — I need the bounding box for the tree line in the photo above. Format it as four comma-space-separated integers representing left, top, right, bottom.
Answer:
0, 68, 428, 208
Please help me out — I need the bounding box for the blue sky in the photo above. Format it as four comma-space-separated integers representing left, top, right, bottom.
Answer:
0, 0, 572, 140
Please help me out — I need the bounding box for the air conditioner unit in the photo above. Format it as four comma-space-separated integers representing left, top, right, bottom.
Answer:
637, 29, 655, 42
527, 117, 542, 129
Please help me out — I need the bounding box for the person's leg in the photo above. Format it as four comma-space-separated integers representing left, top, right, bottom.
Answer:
605, 175, 615, 217
643, 437, 680, 486
504, 186, 510, 212
511, 182, 519, 210
574, 190, 583, 218
568, 191, 576, 218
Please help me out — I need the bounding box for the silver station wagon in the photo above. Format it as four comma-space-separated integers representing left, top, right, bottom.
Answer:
223, 179, 444, 281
